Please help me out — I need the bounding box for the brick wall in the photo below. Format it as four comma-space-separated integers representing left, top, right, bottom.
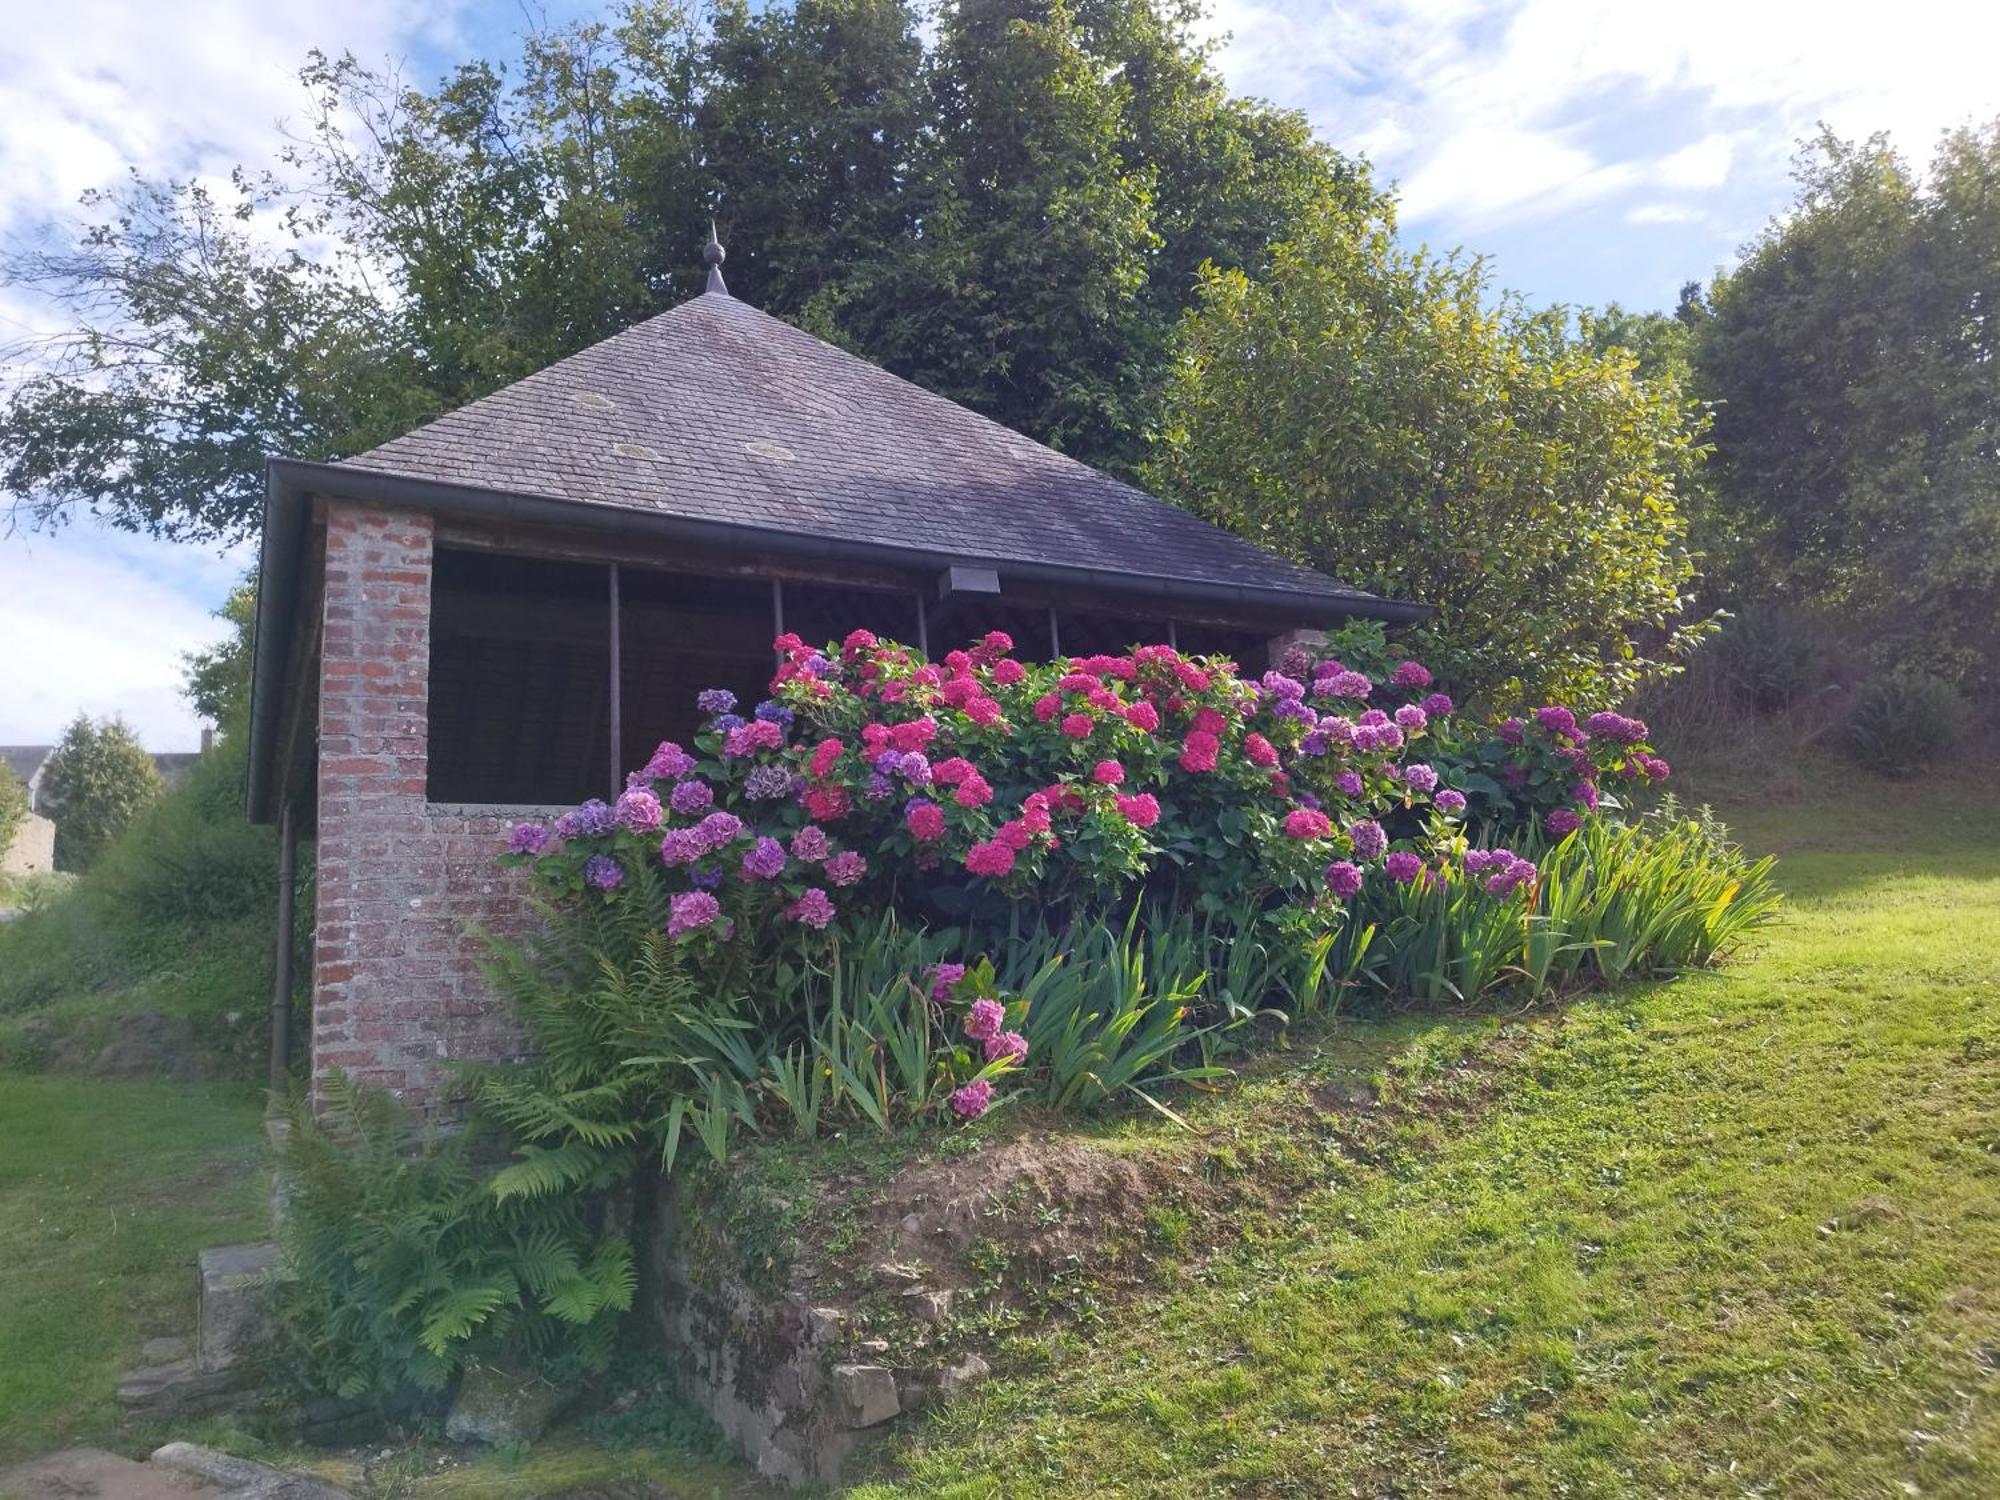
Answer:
312, 500, 539, 1111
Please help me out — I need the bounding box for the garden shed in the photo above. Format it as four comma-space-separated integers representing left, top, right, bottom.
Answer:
245, 238, 1424, 1108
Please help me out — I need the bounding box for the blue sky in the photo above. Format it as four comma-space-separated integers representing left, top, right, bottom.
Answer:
3, 0, 1996, 747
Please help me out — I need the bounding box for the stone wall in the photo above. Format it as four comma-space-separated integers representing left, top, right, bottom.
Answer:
311, 500, 543, 1111
0, 810, 54, 877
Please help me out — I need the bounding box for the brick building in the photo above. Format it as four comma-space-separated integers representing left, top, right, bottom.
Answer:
246, 241, 1424, 1109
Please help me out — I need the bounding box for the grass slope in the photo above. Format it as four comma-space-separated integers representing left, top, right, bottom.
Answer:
857, 783, 2000, 1498
0, 1075, 268, 1461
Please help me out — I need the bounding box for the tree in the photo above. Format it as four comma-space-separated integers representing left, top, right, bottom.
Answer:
0, 762, 28, 863
39, 716, 166, 872
1694, 124, 2000, 687
182, 582, 259, 733
1148, 196, 1711, 707
3, 0, 1344, 539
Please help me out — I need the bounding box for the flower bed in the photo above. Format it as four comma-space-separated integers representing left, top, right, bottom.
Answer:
495, 625, 1727, 1130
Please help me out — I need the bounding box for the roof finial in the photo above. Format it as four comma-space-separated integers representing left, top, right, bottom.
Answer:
703, 222, 728, 296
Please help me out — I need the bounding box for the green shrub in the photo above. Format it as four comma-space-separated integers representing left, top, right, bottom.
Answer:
273, 1076, 633, 1407
1842, 671, 1968, 777
39, 714, 165, 872
1705, 604, 1834, 714
0, 738, 284, 1076
0, 761, 27, 861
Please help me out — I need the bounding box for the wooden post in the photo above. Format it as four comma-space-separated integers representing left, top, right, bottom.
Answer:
267, 799, 297, 1096
608, 562, 623, 795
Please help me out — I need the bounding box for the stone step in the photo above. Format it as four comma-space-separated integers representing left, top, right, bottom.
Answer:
0, 1446, 224, 1500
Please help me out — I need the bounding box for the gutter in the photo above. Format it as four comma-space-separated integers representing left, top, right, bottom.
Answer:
246, 457, 1432, 821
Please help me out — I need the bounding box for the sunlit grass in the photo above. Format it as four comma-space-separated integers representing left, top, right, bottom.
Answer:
856, 784, 2000, 1498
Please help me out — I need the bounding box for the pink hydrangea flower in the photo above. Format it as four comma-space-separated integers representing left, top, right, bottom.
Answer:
984, 1030, 1028, 1064
950, 1079, 994, 1119
965, 840, 1017, 876
1114, 793, 1161, 828
790, 825, 831, 862
1091, 760, 1125, 785
965, 997, 1005, 1042
667, 890, 721, 939
1283, 808, 1332, 840
1179, 732, 1220, 773
1391, 660, 1433, 689
1324, 859, 1364, 897
928, 962, 967, 1003
615, 787, 663, 833
906, 800, 947, 842
824, 850, 867, 886
1060, 712, 1095, 739
786, 888, 836, 928
644, 741, 696, 780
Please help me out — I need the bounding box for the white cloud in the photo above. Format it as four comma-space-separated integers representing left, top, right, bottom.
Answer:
0, 0, 481, 748
1626, 203, 1704, 226
1657, 133, 1735, 190
0, 525, 248, 747
1204, 0, 2000, 232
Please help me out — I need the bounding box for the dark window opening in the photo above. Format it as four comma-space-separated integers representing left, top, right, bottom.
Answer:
1054, 609, 1172, 658
1172, 621, 1274, 673
783, 580, 921, 653
428, 550, 611, 805
620, 570, 775, 777
926, 598, 1055, 660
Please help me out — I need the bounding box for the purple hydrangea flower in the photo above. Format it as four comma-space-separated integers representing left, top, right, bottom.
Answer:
696, 811, 744, 851
864, 771, 896, 801
1347, 819, 1388, 861
1320, 717, 1357, 746
1586, 711, 1649, 744
1402, 763, 1439, 793
754, 699, 796, 726
1535, 706, 1581, 739
950, 1079, 994, 1119
1274, 698, 1318, 723
1394, 703, 1428, 731
1422, 692, 1454, 717
1545, 808, 1583, 837
1333, 771, 1364, 798
1435, 789, 1468, 814
644, 741, 696, 780
1498, 717, 1526, 746
1324, 859, 1364, 898
1261, 671, 1306, 702
1327, 670, 1373, 700
1298, 730, 1330, 757
743, 764, 798, 800
689, 866, 725, 890
928, 963, 967, 1003
790, 825, 832, 862
572, 799, 616, 837
1384, 850, 1423, 883
584, 853, 625, 891
669, 779, 714, 816
659, 828, 704, 866
1357, 709, 1390, 728
1390, 660, 1433, 689
825, 850, 867, 886
741, 836, 788, 880
712, 713, 747, 735
615, 787, 663, 834
507, 822, 550, 855
696, 688, 738, 716
667, 889, 722, 938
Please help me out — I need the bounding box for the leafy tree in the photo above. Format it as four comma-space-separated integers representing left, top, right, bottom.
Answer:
2, 0, 1342, 539
182, 582, 259, 733
1148, 196, 1712, 706
39, 716, 166, 872
1695, 124, 2000, 687
0, 762, 28, 862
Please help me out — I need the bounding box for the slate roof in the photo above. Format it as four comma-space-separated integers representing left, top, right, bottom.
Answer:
338, 287, 1391, 612
0, 746, 49, 790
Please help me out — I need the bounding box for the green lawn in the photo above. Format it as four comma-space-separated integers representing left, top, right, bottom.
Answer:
0, 1075, 268, 1461
856, 783, 2000, 1497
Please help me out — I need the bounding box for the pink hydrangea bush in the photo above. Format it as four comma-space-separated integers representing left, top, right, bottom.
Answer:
499, 625, 1675, 1121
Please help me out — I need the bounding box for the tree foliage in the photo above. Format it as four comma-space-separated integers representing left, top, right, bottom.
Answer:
1, 0, 1341, 541
0, 762, 28, 861
181, 582, 258, 733
39, 715, 166, 872
1694, 124, 2000, 687
1148, 197, 1712, 706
